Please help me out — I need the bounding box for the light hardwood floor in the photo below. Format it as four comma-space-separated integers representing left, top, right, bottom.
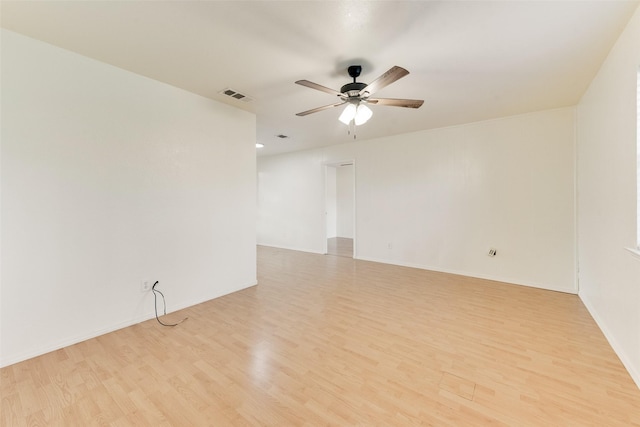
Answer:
327, 237, 353, 258
2, 246, 640, 426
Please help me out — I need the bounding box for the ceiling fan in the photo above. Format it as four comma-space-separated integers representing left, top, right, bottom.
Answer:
295, 65, 424, 126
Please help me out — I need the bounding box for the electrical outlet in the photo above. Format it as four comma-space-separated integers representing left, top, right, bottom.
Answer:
140, 280, 151, 292
488, 248, 497, 257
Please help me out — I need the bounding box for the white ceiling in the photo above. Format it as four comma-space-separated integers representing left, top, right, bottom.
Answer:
2, 1, 638, 157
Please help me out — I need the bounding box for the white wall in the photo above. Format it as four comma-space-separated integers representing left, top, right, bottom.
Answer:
258, 107, 576, 293
1, 30, 257, 367
336, 164, 354, 239
257, 149, 325, 253
325, 166, 337, 239
576, 5, 640, 388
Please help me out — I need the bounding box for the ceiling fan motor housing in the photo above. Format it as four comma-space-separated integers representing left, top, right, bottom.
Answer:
340, 82, 367, 98
341, 65, 367, 97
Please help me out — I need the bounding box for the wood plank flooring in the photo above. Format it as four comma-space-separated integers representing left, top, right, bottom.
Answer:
327, 237, 353, 258
2, 245, 640, 426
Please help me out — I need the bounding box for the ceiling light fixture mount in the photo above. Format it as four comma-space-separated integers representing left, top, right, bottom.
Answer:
340, 66, 367, 96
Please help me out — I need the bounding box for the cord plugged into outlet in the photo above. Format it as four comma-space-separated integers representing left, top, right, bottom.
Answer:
152, 281, 188, 327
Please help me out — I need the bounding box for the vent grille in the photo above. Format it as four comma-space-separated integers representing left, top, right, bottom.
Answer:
218, 88, 254, 103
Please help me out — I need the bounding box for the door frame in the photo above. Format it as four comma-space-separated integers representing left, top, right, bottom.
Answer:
323, 160, 356, 258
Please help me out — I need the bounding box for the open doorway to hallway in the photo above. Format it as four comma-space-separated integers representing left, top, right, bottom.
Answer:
325, 162, 355, 258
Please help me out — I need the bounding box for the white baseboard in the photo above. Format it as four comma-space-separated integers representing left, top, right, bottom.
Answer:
0, 279, 257, 368
0, 312, 157, 368
257, 243, 324, 255
355, 255, 577, 294
578, 291, 640, 390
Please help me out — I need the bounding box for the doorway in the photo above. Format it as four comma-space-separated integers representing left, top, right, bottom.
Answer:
325, 162, 355, 258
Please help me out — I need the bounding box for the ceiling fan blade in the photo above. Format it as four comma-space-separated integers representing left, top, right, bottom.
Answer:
359, 66, 409, 97
296, 102, 346, 117
295, 80, 343, 97
367, 98, 424, 108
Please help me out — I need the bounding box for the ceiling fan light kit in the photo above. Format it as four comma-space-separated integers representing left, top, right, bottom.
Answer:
354, 103, 373, 126
295, 65, 424, 130
338, 103, 358, 125
338, 101, 373, 126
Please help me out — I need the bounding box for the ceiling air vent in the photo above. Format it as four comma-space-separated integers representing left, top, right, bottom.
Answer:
218, 88, 254, 103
